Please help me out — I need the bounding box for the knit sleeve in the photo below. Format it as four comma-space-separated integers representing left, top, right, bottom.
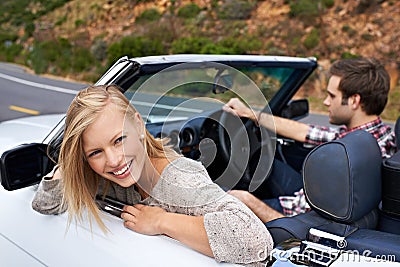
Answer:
31, 166, 66, 215
153, 158, 273, 266
203, 195, 273, 266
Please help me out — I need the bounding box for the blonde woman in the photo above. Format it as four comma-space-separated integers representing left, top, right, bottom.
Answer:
32, 85, 273, 266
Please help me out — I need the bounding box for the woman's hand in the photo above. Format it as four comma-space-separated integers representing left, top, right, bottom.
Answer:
123, 204, 213, 257
121, 204, 166, 235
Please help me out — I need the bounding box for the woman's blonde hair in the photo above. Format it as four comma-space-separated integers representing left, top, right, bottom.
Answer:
59, 84, 177, 232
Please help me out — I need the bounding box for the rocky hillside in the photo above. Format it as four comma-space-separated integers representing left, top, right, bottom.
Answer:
35, 2, 400, 64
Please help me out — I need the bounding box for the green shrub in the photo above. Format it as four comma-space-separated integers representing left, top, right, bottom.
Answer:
0, 32, 18, 43
29, 44, 50, 74
303, 29, 319, 50
289, 0, 319, 18
146, 23, 175, 44
322, 0, 335, 8
200, 43, 236, 54
0, 43, 23, 62
289, 0, 334, 17
1, 0, 70, 26
75, 19, 85, 27
171, 37, 213, 54
177, 3, 201, 18
91, 39, 108, 61
217, 0, 255, 20
342, 25, 350, 32
24, 22, 35, 37
107, 36, 164, 65
341, 52, 359, 59
382, 90, 400, 121
55, 15, 67, 26
170, 35, 262, 55
136, 8, 162, 22
28, 38, 73, 74
71, 47, 94, 72
219, 36, 262, 54
27, 38, 95, 75
288, 0, 333, 26
361, 33, 374, 41
342, 25, 357, 37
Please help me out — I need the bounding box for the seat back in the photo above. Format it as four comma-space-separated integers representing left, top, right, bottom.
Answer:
303, 130, 382, 223
381, 151, 400, 216
395, 116, 400, 148
378, 116, 400, 234
266, 130, 382, 244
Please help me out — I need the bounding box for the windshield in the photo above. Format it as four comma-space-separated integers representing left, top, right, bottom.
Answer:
124, 62, 295, 122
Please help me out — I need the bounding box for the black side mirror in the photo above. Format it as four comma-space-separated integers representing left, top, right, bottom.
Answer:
281, 99, 309, 120
0, 143, 54, 191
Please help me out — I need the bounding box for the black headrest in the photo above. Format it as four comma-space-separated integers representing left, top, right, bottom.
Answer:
303, 130, 382, 223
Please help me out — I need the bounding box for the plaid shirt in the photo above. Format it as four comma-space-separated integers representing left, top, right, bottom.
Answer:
279, 117, 397, 216
279, 189, 311, 217
305, 117, 396, 159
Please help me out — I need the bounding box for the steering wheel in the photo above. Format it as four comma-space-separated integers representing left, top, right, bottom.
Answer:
216, 110, 273, 191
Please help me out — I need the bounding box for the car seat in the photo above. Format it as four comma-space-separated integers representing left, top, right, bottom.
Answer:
377, 116, 400, 234
266, 130, 382, 244
344, 117, 400, 259
395, 116, 400, 148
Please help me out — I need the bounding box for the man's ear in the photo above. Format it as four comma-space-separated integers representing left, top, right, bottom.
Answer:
349, 94, 361, 110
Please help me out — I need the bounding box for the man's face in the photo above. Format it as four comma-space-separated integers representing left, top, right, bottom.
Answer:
323, 75, 353, 126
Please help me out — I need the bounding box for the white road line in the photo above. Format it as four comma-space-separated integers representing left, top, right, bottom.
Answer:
0, 72, 78, 95
130, 100, 203, 113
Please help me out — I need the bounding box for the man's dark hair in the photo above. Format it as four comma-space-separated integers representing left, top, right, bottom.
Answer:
330, 57, 390, 115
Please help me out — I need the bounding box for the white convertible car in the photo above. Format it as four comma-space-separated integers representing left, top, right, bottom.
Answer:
1, 55, 399, 266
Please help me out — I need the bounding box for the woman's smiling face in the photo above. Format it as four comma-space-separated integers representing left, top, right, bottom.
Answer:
82, 101, 146, 187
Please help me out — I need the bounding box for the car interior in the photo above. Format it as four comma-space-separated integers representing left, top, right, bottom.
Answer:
266, 116, 400, 262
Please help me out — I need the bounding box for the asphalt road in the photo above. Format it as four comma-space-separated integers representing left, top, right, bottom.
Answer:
0, 62, 333, 126
0, 62, 87, 122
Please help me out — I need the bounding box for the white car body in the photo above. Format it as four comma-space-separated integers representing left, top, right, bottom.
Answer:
0, 187, 230, 266
0, 114, 64, 152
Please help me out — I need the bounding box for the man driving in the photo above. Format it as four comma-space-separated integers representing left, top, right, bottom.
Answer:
223, 57, 397, 222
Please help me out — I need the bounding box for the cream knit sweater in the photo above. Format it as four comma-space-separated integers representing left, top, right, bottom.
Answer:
32, 157, 273, 266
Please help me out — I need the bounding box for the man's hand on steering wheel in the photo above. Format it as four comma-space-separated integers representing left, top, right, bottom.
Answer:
222, 98, 259, 122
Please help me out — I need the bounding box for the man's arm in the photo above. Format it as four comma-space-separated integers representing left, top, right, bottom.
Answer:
223, 98, 310, 142
228, 190, 284, 223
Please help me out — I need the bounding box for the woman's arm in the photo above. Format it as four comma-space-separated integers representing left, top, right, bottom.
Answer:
121, 204, 213, 257
122, 197, 273, 265
128, 157, 272, 264
31, 166, 66, 214
202, 198, 272, 264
